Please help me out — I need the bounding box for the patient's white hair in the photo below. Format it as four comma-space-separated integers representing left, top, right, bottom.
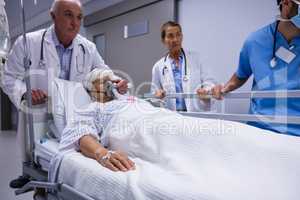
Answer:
83, 68, 118, 91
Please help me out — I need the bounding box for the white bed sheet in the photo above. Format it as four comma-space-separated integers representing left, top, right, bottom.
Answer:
54, 101, 300, 200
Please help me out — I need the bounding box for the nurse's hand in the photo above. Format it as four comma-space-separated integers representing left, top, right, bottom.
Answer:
155, 89, 166, 99
196, 88, 210, 102
113, 79, 128, 94
211, 85, 225, 100
99, 150, 136, 172
22, 89, 47, 105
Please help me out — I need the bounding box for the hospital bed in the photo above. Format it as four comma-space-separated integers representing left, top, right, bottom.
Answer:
12, 80, 300, 200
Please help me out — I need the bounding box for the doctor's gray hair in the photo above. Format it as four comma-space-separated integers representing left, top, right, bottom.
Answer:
50, 0, 82, 14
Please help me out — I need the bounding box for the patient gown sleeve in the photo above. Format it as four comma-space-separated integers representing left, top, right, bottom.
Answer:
59, 104, 103, 151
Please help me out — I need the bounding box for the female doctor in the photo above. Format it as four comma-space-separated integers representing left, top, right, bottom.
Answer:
151, 21, 216, 112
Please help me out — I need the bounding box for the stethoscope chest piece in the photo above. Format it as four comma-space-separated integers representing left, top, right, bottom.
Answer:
39, 59, 46, 68
183, 75, 188, 82
270, 57, 277, 68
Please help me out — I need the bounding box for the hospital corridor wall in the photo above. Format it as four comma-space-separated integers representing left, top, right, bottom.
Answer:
84, 0, 176, 95
0, 0, 126, 130
0, 0, 279, 130
177, 0, 278, 114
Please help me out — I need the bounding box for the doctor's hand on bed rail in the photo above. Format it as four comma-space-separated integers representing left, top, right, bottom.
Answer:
211, 74, 248, 100
22, 89, 47, 105
154, 89, 166, 99
196, 88, 211, 102
211, 85, 227, 100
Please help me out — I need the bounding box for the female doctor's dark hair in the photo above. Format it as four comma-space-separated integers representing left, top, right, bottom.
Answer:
277, 0, 282, 10
160, 21, 182, 41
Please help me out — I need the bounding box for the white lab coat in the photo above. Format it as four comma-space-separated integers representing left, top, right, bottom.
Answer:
1, 25, 109, 108
151, 50, 216, 112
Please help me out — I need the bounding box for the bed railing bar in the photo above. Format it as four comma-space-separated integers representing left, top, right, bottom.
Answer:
142, 90, 300, 99
180, 112, 300, 125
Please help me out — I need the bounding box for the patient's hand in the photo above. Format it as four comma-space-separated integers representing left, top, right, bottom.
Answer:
98, 150, 135, 172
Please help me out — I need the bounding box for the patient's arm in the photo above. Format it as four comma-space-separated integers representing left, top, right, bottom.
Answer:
79, 135, 135, 172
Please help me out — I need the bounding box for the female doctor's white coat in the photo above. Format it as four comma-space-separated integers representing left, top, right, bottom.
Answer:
151, 51, 216, 112
1, 25, 109, 108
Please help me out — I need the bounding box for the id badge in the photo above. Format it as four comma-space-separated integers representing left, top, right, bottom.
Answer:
275, 46, 296, 64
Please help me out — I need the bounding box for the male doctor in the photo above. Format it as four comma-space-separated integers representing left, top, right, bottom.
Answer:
2, 0, 127, 188
211, 0, 300, 136
151, 21, 216, 112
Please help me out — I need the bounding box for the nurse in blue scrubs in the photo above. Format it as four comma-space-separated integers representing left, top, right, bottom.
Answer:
211, 0, 300, 136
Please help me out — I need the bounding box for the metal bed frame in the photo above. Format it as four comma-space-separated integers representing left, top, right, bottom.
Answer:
143, 90, 300, 124
14, 101, 95, 200
13, 90, 300, 199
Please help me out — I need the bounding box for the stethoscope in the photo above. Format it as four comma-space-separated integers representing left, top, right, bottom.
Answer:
162, 48, 188, 82
38, 29, 86, 73
270, 20, 296, 68
270, 21, 280, 68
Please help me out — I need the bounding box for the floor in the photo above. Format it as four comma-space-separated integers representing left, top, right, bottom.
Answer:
0, 131, 33, 200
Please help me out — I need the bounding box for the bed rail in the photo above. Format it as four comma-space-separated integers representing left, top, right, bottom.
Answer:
143, 90, 300, 125
181, 112, 300, 125
142, 90, 300, 99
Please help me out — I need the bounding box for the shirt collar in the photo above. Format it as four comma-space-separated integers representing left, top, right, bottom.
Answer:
169, 53, 184, 70
51, 26, 74, 50
272, 21, 300, 47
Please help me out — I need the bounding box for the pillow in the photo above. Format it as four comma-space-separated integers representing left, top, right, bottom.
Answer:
51, 78, 92, 140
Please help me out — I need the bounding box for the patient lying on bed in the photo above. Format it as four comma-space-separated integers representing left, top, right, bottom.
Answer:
60, 68, 300, 177
61, 68, 202, 172
60, 68, 138, 172
56, 68, 300, 200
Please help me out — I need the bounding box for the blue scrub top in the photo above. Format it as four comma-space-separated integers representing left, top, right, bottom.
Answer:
170, 55, 187, 111
236, 22, 300, 136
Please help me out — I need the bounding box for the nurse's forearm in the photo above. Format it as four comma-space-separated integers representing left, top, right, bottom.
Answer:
223, 74, 248, 93
79, 135, 108, 161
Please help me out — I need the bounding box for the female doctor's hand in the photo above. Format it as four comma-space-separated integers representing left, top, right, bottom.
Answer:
97, 150, 136, 172
154, 89, 166, 99
196, 88, 210, 102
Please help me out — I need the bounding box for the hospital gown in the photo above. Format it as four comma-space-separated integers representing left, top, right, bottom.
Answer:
60, 96, 162, 151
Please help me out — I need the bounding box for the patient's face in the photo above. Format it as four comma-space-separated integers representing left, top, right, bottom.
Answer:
91, 78, 112, 103
93, 79, 106, 92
